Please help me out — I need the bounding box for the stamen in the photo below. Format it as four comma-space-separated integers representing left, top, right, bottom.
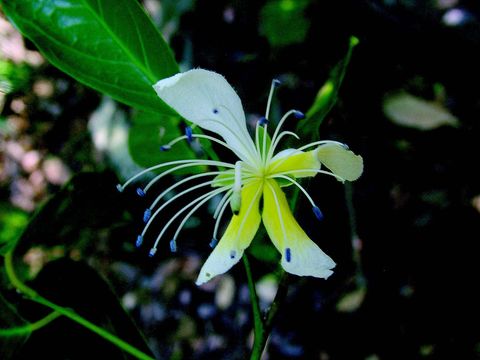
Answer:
116, 184, 123, 192
267, 131, 300, 161
170, 239, 177, 253
144, 161, 235, 193
185, 126, 193, 143
160, 145, 171, 151
293, 110, 305, 119
213, 190, 233, 219
286, 248, 291, 262
312, 206, 324, 221
213, 191, 232, 240
150, 186, 229, 253
210, 237, 218, 248
150, 172, 233, 211
296, 140, 348, 152
149, 248, 157, 257
270, 174, 318, 209
143, 208, 152, 223
136, 235, 143, 248
143, 179, 232, 239
136, 188, 146, 197
119, 159, 232, 190
258, 117, 269, 126
230, 250, 236, 259
270, 168, 346, 182
265, 78, 280, 120
230, 161, 242, 215
266, 109, 304, 162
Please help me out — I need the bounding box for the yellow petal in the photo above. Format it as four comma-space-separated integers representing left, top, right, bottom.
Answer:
196, 180, 263, 285
268, 149, 320, 178
262, 180, 335, 279
316, 143, 363, 182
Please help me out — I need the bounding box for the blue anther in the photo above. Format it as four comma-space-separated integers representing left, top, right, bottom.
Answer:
136, 188, 146, 197
149, 248, 157, 257
312, 206, 324, 221
136, 235, 143, 248
160, 145, 171, 151
258, 117, 269, 126
143, 208, 152, 223
286, 248, 291, 262
185, 126, 193, 143
294, 110, 306, 119
170, 239, 177, 253
230, 250, 236, 259
209, 238, 218, 249
273, 79, 281, 87
213, 108, 219, 114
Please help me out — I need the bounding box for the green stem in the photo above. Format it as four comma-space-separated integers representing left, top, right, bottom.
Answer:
4, 252, 155, 360
0, 311, 61, 336
244, 254, 291, 360
243, 254, 265, 359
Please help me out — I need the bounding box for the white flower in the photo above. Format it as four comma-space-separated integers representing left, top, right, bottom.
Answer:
117, 69, 363, 285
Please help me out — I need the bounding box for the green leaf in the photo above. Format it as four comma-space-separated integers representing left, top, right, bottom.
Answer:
1, 0, 179, 113
297, 36, 359, 140
260, 0, 310, 47
128, 111, 199, 170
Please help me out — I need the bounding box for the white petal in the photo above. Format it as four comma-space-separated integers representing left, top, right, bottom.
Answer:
153, 69, 258, 164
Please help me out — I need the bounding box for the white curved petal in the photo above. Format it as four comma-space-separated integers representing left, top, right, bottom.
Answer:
153, 69, 258, 164
262, 180, 335, 279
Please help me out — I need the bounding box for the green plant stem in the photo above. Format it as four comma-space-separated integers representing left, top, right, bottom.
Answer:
0, 311, 61, 336
243, 254, 264, 356
244, 254, 291, 360
4, 251, 155, 360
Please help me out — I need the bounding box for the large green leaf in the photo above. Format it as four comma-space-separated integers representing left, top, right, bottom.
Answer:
1, 0, 179, 113
128, 111, 199, 170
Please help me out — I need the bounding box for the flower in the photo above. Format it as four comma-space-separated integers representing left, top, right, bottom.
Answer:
117, 69, 363, 285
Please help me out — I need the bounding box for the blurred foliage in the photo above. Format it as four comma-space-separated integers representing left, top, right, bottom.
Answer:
0, 203, 29, 255
260, 0, 310, 47
0, 60, 31, 95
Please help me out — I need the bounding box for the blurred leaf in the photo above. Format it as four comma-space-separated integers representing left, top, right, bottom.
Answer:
260, 0, 310, 47
0, 60, 31, 95
0, 293, 30, 359
336, 286, 366, 313
383, 92, 459, 130
0, 203, 29, 256
297, 36, 359, 140
1, 0, 179, 113
89, 97, 145, 181
128, 111, 200, 170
